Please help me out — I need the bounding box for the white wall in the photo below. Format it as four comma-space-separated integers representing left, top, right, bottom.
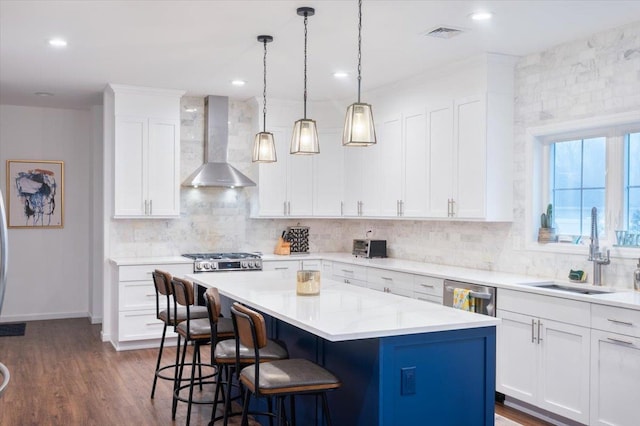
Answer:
0, 105, 93, 321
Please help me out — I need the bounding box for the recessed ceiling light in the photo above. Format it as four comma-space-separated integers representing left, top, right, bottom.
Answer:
469, 11, 493, 21
35, 92, 54, 97
231, 80, 246, 87
48, 38, 68, 47
333, 71, 349, 78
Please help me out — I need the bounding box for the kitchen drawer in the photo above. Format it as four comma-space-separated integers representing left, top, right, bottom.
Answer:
263, 260, 300, 271
118, 310, 176, 341
500, 288, 590, 327
591, 304, 640, 338
413, 275, 444, 298
332, 262, 367, 282
368, 268, 414, 293
118, 263, 191, 281
415, 294, 443, 305
119, 280, 157, 311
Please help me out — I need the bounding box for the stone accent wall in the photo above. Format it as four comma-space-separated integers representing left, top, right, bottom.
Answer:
109, 20, 640, 289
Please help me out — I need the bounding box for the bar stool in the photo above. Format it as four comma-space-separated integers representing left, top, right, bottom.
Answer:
212, 305, 289, 425
171, 277, 217, 425
202, 287, 235, 422
231, 303, 341, 426
150, 270, 208, 399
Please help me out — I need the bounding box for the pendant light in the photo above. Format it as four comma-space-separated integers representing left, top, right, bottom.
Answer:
342, 0, 376, 146
290, 7, 320, 155
252, 35, 277, 163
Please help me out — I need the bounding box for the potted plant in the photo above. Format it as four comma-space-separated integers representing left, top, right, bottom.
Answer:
538, 203, 557, 243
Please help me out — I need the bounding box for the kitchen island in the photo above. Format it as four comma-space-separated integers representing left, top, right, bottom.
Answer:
189, 271, 500, 426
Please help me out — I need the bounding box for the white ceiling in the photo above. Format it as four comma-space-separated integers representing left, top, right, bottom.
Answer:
1, 0, 640, 110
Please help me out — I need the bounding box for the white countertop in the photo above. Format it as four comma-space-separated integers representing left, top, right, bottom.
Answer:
187, 271, 500, 342
109, 256, 193, 266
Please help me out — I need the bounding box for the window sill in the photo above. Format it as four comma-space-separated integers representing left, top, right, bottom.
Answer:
524, 241, 640, 260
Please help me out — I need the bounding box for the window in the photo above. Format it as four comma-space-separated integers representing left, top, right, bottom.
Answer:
625, 132, 640, 233
551, 137, 606, 236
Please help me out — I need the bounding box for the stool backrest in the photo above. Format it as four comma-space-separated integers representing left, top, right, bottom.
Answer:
152, 270, 172, 319
171, 277, 194, 307
230, 302, 268, 350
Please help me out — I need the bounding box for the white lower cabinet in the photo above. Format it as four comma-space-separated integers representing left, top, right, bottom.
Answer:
413, 275, 444, 304
497, 290, 590, 424
331, 262, 368, 288
112, 261, 191, 350
367, 268, 413, 297
590, 304, 640, 426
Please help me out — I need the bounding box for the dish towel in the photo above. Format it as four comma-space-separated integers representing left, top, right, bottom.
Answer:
452, 288, 473, 311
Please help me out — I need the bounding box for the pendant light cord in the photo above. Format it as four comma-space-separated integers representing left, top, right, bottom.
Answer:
303, 13, 308, 119
357, 0, 362, 103
262, 38, 268, 132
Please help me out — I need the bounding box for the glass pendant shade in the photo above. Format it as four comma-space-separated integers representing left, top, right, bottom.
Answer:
290, 118, 320, 154
342, 102, 376, 146
252, 131, 277, 162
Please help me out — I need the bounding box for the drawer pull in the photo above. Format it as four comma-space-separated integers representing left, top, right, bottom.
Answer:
145, 322, 164, 326
146, 293, 155, 297
381, 277, 392, 281
274, 267, 289, 271
146, 272, 153, 275
420, 284, 435, 289
531, 319, 536, 343
342, 269, 354, 273
607, 337, 634, 345
607, 318, 634, 326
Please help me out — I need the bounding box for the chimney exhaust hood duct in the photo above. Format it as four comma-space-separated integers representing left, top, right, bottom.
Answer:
183, 95, 256, 188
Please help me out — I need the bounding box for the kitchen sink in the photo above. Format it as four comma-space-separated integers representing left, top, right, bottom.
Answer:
525, 282, 613, 295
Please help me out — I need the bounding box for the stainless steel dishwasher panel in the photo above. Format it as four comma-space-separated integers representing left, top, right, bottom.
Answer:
443, 280, 496, 316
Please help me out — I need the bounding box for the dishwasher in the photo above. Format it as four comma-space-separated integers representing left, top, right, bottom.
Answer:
443, 279, 496, 316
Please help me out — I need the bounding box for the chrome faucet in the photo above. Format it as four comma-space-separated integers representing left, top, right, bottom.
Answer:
588, 207, 610, 286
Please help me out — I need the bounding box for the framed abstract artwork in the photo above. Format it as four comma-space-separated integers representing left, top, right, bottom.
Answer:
6, 160, 64, 228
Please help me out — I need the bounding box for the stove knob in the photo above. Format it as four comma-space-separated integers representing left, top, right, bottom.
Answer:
248, 261, 254, 268
195, 262, 203, 271
241, 261, 248, 269
211, 262, 218, 270
203, 263, 211, 270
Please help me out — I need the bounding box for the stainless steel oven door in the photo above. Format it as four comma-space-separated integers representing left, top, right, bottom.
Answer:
443, 280, 496, 316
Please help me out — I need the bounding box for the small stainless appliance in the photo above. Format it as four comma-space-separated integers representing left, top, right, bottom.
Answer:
182, 252, 262, 272
352, 239, 387, 258
443, 280, 496, 316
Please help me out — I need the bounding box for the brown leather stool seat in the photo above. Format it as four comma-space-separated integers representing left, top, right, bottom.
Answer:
150, 270, 208, 400
231, 303, 341, 426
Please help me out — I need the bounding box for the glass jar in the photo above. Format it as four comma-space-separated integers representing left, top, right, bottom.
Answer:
296, 270, 321, 296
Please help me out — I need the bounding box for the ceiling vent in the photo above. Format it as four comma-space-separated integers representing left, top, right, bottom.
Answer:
425, 26, 465, 39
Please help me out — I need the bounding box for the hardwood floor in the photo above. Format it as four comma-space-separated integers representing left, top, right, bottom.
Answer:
0, 318, 550, 425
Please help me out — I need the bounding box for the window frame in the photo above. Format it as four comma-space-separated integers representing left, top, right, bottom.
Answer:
525, 110, 640, 258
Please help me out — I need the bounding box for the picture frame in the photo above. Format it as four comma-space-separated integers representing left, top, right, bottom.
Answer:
6, 160, 64, 229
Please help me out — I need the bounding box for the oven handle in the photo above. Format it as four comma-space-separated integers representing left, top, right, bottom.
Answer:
444, 286, 492, 300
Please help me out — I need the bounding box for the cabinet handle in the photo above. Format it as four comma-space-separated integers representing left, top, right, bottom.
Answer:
400, 200, 404, 216
149, 199, 153, 215
450, 199, 456, 217
145, 200, 149, 215
341, 201, 344, 216
607, 318, 634, 326
381, 277, 392, 281
531, 319, 536, 343
288, 201, 291, 215
284, 201, 287, 216
274, 267, 289, 271
344, 279, 351, 284
342, 269, 354, 273
419, 283, 435, 288
607, 337, 634, 345
397, 200, 401, 216
537, 320, 543, 343
146, 293, 155, 297
145, 322, 164, 326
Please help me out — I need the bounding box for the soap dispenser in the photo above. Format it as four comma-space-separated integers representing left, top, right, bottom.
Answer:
634, 258, 640, 292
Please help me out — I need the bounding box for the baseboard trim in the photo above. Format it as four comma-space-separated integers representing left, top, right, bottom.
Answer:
112, 337, 178, 352
0, 311, 89, 323
504, 398, 583, 426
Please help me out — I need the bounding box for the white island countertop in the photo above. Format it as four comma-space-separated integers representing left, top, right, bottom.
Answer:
187, 271, 500, 342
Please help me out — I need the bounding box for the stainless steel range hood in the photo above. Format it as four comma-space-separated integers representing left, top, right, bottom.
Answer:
183, 95, 256, 188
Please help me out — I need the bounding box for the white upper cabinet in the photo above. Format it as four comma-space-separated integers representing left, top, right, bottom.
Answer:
313, 128, 344, 216
106, 84, 184, 219
378, 114, 403, 217
402, 109, 429, 217
426, 103, 454, 218
258, 126, 313, 217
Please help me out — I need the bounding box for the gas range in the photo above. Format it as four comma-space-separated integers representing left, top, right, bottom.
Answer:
182, 252, 262, 273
